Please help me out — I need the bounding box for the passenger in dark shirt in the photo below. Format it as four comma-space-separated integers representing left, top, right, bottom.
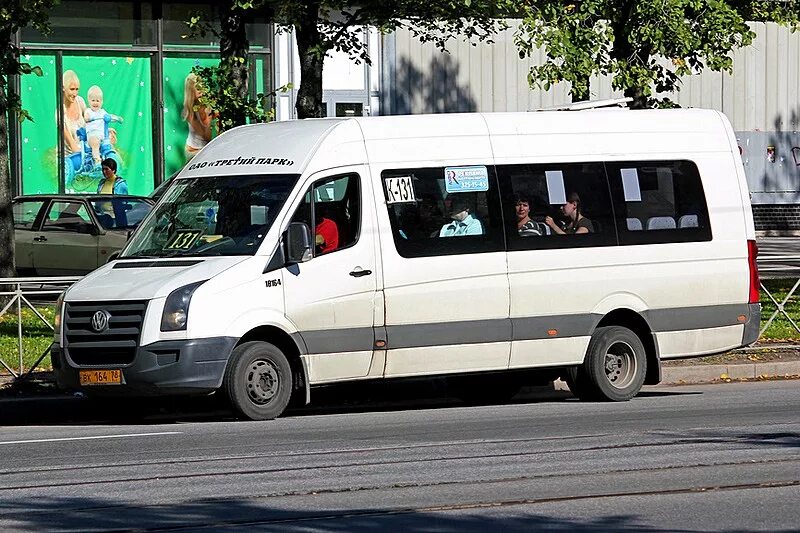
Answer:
545, 192, 594, 235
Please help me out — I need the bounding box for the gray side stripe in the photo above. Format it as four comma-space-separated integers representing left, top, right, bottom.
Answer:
387, 319, 511, 350
643, 304, 749, 332
293, 303, 750, 355
512, 315, 601, 341
298, 327, 375, 355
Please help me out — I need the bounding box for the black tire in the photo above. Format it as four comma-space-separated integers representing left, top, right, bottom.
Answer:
576, 326, 647, 402
223, 341, 293, 420
563, 366, 597, 401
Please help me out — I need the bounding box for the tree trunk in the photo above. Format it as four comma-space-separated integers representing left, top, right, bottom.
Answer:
0, 81, 15, 279
571, 75, 590, 102
624, 86, 648, 109
610, 2, 649, 110
220, 2, 249, 128
294, 1, 326, 119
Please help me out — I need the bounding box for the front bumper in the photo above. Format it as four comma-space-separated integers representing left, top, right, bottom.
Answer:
52, 337, 237, 396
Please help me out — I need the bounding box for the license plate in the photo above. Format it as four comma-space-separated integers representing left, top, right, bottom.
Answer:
79, 369, 122, 386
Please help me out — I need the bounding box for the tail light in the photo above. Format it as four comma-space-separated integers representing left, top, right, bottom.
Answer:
747, 239, 760, 304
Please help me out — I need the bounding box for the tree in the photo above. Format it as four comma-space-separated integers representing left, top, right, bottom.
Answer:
189, 1, 509, 123
0, 0, 58, 278
186, 1, 277, 133
270, 1, 510, 119
515, 0, 800, 108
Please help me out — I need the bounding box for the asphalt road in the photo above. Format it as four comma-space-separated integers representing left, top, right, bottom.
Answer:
0, 380, 798, 532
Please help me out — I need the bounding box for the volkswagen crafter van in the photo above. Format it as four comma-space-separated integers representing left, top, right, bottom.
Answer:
51, 109, 760, 420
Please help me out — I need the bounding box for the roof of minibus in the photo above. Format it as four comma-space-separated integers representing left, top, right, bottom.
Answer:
177, 109, 731, 178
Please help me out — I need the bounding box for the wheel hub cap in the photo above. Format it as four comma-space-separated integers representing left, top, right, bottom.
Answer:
246, 359, 279, 405
604, 341, 637, 390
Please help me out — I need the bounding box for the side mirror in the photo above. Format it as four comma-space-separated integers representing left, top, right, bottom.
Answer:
284, 222, 313, 264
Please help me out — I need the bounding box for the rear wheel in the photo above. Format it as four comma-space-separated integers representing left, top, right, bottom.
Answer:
571, 326, 647, 402
223, 341, 292, 420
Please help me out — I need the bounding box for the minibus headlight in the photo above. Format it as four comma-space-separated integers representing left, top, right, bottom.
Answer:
161, 281, 206, 332
53, 292, 65, 345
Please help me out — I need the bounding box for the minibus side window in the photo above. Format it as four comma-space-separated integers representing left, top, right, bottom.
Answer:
381, 166, 504, 258
606, 160, 712, 245
289, 173, 361, 256
497, 162, 617, 250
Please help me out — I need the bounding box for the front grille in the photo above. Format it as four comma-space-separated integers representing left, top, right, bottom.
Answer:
64, 300, 147, 366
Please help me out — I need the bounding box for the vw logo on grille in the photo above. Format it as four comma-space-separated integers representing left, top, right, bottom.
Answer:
91, 310, 111, 333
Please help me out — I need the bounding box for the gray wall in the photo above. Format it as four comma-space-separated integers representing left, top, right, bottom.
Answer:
382, 22, 800, 204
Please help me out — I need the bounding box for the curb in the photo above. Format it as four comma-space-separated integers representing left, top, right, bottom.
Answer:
660, 360, 800, 385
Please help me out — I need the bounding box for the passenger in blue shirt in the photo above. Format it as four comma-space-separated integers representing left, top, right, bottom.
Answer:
439, 196, 484, 237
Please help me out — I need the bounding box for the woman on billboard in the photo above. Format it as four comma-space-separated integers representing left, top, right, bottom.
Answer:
182, 73, 213, 161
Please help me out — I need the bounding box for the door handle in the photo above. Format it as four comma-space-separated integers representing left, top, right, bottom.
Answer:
33, 236, 47, 242
349, 268, 372, 277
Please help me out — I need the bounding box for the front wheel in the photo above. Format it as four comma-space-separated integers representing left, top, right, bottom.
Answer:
574, 326, 647, 402
223, 341, 293, 420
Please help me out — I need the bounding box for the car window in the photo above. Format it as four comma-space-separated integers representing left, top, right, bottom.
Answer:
43, 201, 94, 234
12, 200, 44, 229
289, 174, 360, 257
89, 198, 152, 229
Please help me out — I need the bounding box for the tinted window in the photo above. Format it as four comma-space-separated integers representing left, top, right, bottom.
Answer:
606, 160, 711, 244
382, 166, 504, 258
290, 174, 360, 257
13, 201, 44, 230
43, 202, 94, 234
498, 162, 616, 250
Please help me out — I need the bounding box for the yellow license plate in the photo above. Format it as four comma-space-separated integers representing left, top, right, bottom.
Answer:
79, 369, 122, 386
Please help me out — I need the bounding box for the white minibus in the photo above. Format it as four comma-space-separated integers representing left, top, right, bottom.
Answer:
51, 109, 761, 420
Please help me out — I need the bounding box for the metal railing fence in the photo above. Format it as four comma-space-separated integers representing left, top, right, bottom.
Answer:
756, 257, 800, 337
0, 277, 80, 379
0, 257, 798, 380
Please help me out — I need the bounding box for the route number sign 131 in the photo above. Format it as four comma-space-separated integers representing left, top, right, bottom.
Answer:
384, 176, 416, 204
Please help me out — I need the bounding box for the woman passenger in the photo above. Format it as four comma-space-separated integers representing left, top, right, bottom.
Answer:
545, 192, 594, 234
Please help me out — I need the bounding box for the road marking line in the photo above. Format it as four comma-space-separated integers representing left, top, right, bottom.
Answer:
0, 432, 182, 445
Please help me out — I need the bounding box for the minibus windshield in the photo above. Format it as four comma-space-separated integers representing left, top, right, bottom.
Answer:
121, 174, 299, 258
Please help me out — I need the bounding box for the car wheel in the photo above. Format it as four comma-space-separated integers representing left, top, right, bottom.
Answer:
579, 326, 647, 402
223, 341, 293, 421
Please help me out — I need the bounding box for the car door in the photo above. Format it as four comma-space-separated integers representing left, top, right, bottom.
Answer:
12, 199, 47, 275
281, 167, 381, 384
377, 164, 511, 378
33, 200, 101, 276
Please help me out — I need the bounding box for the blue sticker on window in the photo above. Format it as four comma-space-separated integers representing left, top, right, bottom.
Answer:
444, 166, 489, 193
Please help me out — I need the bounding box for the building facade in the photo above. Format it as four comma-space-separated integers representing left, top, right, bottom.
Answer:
14, 0, 272, 197
14, 7, 800, 231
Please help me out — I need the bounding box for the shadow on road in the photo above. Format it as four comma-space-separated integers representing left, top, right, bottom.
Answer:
0, 378, 702, 427
0, 495, 692, 532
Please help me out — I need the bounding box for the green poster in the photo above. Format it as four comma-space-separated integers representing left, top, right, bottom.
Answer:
162, 57, 219, 179
59, 55, 154, 195
20, 53, 57, 194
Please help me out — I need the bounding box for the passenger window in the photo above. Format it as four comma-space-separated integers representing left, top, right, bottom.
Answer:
12, 201, 44, 230
606, 160, 711, 244
290, 174, 360, 256
382, 166, 504, 258
498, 163, 616, 250
43, 202, 94, 234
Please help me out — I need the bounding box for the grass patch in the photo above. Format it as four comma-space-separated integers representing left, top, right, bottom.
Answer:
760, 278, 800, 341
1, 281, 799, 376
0, 303, 56, 375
